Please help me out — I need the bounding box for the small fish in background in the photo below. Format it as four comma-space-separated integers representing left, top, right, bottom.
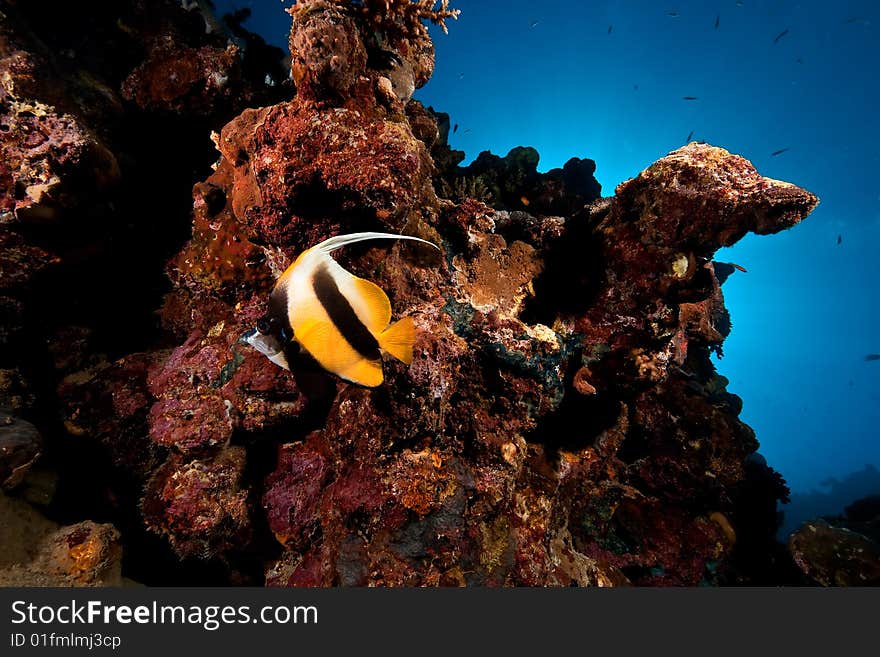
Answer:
731, 263, 748, 273
771, 147, 790, 157
666, 11, 680, 18
608, 24, 613, 34
453, 123, 458, 134
837, 234, 842, 245
715, 14, 720, 29
520, 195, 530, 206
844, 17, 865, 25
796, 56, 804, 64
244, 232, 439, 387
682, 96, 698, 101
773, 28, 789, 44
463, 128, 471, 134
458, 72, 464, 79
686, 130, 694, 142
530, 19, 540, 28
736, 1, 744, 6
865, 354, 880, 362
633, 83, 640, 91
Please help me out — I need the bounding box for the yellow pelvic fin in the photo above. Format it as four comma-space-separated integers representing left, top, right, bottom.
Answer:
378, 316, 415, 365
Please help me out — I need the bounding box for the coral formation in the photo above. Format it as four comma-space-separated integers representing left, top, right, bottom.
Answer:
789, 520, 880, 586
0, 0, 288, 583
1, 0, 849, 587
0, 493, 122, 586
786, 493, 880, 586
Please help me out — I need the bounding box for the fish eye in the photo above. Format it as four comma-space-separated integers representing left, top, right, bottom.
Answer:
256, 317, 274, 335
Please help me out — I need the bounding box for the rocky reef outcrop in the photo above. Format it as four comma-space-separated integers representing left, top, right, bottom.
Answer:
787, 494, 880, 586
2, 0, 834, 586
0, 492, 123, 586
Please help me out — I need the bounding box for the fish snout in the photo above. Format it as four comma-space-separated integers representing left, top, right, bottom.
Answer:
242, 327, 291, 370
242, 328, 282, 356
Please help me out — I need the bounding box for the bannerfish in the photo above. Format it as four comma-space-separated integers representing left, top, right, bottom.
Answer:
244, 232, 439, 387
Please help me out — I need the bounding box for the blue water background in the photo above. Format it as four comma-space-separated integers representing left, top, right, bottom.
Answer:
213, 0, 880, 533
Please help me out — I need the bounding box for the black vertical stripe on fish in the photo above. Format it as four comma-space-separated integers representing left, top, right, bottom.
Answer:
266, 285, 293, 338
312, 265, 381, 360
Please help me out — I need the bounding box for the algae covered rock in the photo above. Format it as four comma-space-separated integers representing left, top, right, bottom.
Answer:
789, 520, 880, 586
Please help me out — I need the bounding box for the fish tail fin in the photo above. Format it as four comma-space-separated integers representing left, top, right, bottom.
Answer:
314, 232, 440, 254
378, 316, 415, 365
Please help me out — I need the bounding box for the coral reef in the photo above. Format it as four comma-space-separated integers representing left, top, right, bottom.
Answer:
0, 0, 287, 583
786, 493, 880, 586
1, 1, 836, 587
789, 520, 880, 586
432, 138, 602, 217
0, 413, 41, 490
0, 492, 123, 586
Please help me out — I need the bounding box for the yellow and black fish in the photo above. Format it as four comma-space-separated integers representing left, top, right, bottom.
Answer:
244, 232, 439, 387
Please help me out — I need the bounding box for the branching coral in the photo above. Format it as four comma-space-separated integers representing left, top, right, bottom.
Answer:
287, 0, 458, 101
448, 176, 493, 204
291, 0, 460, 35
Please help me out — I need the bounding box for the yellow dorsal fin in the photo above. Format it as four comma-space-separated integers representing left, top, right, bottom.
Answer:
378, 316, 415, 365
343, 275, 392, 333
